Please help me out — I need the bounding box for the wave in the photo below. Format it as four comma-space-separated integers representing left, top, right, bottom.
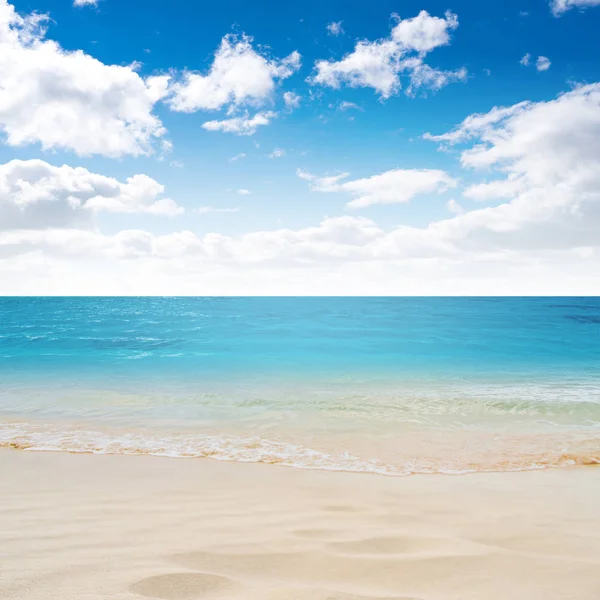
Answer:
1, 421, 599, 476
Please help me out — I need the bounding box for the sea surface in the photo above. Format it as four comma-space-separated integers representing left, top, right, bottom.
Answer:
1, 297, 599, 475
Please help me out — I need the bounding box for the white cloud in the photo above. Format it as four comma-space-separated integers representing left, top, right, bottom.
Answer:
168, 34, 301, 113
550, 0, 600, 15
297, 169, 348, 187
311, 11, 466, 97
160, 140, 173, 153
312, 39, 399, 98
447, 198, 464, 214
0, 159, 182, 230
229, 153, 247, 162
3, 214, 598, 295
423, 102, 531, 145
283, 91, 301, 110
195, 207, 240, 214
391, 9, 458, 52
0, 0, 169, 157
299, 84, 600, 260
521, 54, 552, 72
536, 56, 551, 71
268, 148, 286, 158
402, 59, 467, 96
3, 84, 600, 294
237, 189, 251, 195
158, 139, 174, 161
298, 167, 456, 208
326, 21, 344, 36
423, 84, 600, 253
462, 178, 524, 202
73, 0, 97, 6
202, 111, 276, 135
339, 101, 362, 111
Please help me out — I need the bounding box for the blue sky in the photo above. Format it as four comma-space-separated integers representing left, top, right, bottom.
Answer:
1, 0, 600, 294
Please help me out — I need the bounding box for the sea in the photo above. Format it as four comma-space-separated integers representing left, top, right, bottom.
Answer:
1, 297, 599, 475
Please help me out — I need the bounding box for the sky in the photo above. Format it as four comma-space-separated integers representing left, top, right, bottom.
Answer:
1, 0, 600, 294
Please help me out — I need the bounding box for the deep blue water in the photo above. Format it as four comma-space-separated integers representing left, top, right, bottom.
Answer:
1, 297, 599, 382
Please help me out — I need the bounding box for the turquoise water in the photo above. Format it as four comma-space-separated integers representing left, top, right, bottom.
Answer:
1, 297, 599, 474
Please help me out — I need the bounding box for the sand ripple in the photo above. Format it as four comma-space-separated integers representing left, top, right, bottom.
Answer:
132, 573, 238, 599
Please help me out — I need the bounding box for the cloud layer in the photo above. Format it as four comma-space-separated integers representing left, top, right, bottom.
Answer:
4, 84, 598, 293
0, 159, 181, 231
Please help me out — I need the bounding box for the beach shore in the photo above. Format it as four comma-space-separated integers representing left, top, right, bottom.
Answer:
1, 449, 599, 600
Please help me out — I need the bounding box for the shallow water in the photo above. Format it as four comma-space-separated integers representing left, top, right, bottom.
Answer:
1, 297, 599, 474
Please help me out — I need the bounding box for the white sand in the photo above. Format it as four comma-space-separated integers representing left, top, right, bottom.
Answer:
1, 449, 599, 600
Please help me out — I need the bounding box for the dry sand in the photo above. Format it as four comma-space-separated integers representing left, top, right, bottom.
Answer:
1, 449, 599, 600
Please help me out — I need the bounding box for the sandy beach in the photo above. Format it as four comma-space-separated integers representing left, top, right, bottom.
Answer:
1, 450, 599, 600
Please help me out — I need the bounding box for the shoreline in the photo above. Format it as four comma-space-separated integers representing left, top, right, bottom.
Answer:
2, 448, 600, 600
3, 443, 600, 479
3, 417, 600, 478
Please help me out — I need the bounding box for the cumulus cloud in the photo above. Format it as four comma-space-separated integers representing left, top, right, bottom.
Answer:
392, 9, 458, 51
237, 189, 251, 195
168, 34, 301, 113
520, 53, 551, 71
326, 21, 344, 36
423, 84, 600, 253
403, 59, 467, 96
202, 111, 276, 135
0, 0, 169, 157
283, 91, 301, 110
550, 0, 600, 15
298, 167, 456, 208
536, 56, 551, 71
0, 159, 182, 230
311, 11, 466, 98
73, 0, 97, 6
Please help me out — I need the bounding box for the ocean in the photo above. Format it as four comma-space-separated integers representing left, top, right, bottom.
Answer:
1, 297, 599, 475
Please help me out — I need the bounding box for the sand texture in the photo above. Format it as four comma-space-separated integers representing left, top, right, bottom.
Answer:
1, 450, 599, 600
